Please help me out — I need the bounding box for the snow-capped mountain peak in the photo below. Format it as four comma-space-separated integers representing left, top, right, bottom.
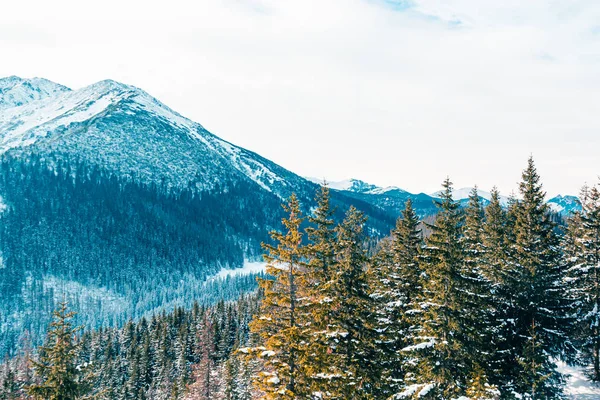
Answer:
547, 194, 581, 215
306, 177, 406, 195
0, 76, 70, 110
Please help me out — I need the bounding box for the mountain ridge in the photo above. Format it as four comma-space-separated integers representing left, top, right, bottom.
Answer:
312, 177, 581, 216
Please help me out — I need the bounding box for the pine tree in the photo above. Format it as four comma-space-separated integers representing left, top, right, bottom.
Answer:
371, 199, 422, 397
27, 302, 93, 400
460, 188, 495, 389
248, 194, 310, 399
303, 184, 342, 396
508, 157, 571, 398
400, 178, 471, 399
566, 183, 600, 380
324, 206, 378, 399
481, 188, 515, 393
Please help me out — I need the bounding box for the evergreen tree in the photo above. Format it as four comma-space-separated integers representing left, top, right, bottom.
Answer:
303, 184, 341, 396
324, 207, 377, 399
371, 199, 422, 397
460, 188, 496, 392
27, 302, 93, 400
248, 194, 310, 399
566, 183, 600, 380
508, 157, 571, 398
400, 178, 473, 399
0, 362, 19, 400
481, 188, 515, 393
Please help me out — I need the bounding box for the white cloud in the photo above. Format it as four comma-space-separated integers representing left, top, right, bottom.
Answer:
0, 0, 598, 196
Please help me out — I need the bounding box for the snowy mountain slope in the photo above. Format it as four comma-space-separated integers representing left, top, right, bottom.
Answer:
0, 76, 70, 110
0, 77, 308, 197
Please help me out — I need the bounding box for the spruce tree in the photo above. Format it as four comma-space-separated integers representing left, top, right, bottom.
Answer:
27, 302, 93, 400
248, 194, 310, 399
303, 185, 341, 395
325, 207, 377, 399
481, 188, 515, 393
371, 199, 422, 397
460, 187, 496, 394
508, 157, 571, 398
565, 183, 600, 380
399, 178, 472, 399
0, 362, 19, 400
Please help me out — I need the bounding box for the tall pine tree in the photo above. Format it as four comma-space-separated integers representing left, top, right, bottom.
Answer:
324, 207, 378, 399
371, 199, 422, 397
508, 157, 571, 398
303, 184, 342, 396
566, 183, 600, 381
400, 178, 473, 399
248, 194, 310, 399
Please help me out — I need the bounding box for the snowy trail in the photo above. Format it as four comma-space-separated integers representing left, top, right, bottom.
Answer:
557, 362, 600, 399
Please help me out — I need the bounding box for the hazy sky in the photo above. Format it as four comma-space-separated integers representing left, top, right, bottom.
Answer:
1, 0, 599, 195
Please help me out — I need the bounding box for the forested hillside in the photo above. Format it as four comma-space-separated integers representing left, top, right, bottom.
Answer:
0, 151, 280, 355
0, 151, 396, 357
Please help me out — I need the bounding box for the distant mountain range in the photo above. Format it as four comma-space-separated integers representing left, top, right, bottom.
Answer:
307, 177, 582, 216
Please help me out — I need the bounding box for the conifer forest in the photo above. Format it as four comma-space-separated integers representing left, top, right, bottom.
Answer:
2, 157, 599, 399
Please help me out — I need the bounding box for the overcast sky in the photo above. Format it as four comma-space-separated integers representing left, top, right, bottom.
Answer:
1, 0, 599, 195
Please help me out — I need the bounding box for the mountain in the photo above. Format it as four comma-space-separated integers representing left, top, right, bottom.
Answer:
547, 195, 582, 215
0, 77, 397, 355
0, 77, 308, 196
306, 177, 437, 217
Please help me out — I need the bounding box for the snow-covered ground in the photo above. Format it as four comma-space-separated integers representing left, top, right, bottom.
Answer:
212, 261, 267, 279
557, 361, 600, 399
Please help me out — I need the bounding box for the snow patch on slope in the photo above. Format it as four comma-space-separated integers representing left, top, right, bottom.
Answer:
213, 140, 284, 193
212, 261, 266, 279
43, 275, 128, 315
307, 177, 357, 191
557, 361, 600, 398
